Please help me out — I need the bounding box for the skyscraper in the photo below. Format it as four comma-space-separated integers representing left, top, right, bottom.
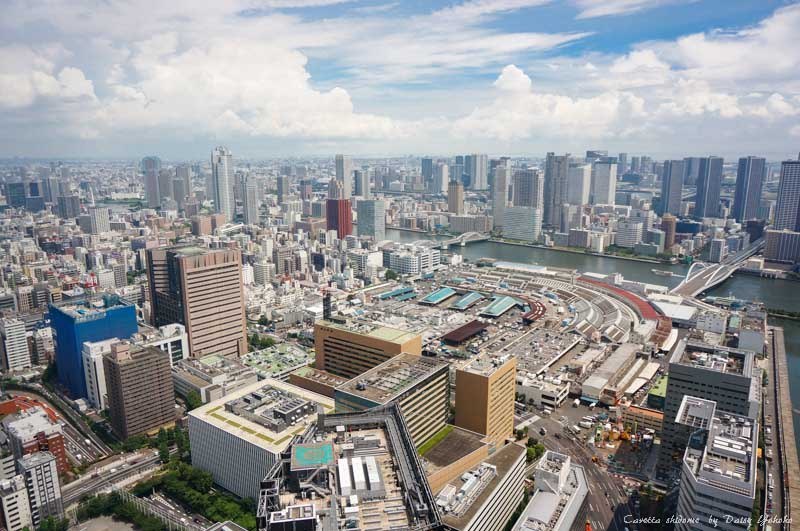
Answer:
141, 156, 161, 208
543, 153, 569, 226
0, 318, 30, 372
432, 163, 449, 194
682, 157, 702, 186
175, 164, 191, 205
241, 176, 259, 225
56, 195, 80, 219
658, 160, 685, 216
455, 356, 516, 448
103, 342, 175, 440
147, 246, 247, 358
492, 165, 509, 229
774, 158, 800, 231
354, 169, 371, 198
356, 199, 385, 241
211, 146, 235, 221
467, 154, 488, 190
661, 213, 677, 252
694, 156, 723, 218
325, 199, 353, 239
335, 154, 353, 199
566, 163, 591, 205
448, 180, 465, 215
732, 156, 766, 222
590, 160, 617, 205
17, 452, 62, 528
512, 168, 543, 208
277, 175, 289, 204
421, 157, 434, 182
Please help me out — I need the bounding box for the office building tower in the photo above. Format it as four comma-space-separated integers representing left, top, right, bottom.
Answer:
694, 156, 723, 218
512, 168, 543, 208
42, 176, 60, 203
421, 157, 434, 182
618, 152, 628, 173
86, 206, 110, 234
335, 154, 353, 199
55, 195, 80, 219
141, 156, 162, 208
299, 179, 312, 201
590, 160, 618, 205
81, 338, 116, 411
211, 146, 235, 220
657, 340, 759, 479
764, 229, 800, 263
492, 165, 509, 229
242, 177, 259, 225
567, 163, 591, 205
432, 163, 449, 194
502, 207, 543, 242
658, 160, 685, 216
314, 320, 422, 379
276, 175, 289, 204
175, 165, 191, 204
682, 157, 703, 186
708, 238, 727, 263
103, 342, 175, 440
49, 296, 138, 398
325, 198, 353, 239
543, 152, 569, 226
4, 183, 26, 208
157, 169, 173, 204
0, 475, 32, 531
334, 353, 449, 445
616, 219, 643, 248
3, 408, 68, 474
354, 169, 371, 198
774, 158, 800, 231
448, 180, 465, 215
17, 452, 62, 528
356, 199, 385, 241
0, 318, 30, 372
674, 397, 757, 531
732, 156, 766, 222
147, 246, 247, 358
467, 154, 488, 190
455, 356, 516, 447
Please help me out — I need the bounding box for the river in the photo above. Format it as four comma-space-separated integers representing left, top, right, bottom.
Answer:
386, 228, 800, 454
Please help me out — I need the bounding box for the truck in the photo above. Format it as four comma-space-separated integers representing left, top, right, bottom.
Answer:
579, 420, 593, 429
573, 398, 580, 408
570, 425, 582, 434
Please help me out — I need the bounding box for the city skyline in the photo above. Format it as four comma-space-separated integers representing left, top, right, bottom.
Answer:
1, 1, 799, 159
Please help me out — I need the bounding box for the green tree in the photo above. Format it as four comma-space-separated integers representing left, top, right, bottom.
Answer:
185, 390, 203, 411
159, 440, 170, 463
37, 516, 69, 531
258, 315, 269, 326
385, 269, 399, 280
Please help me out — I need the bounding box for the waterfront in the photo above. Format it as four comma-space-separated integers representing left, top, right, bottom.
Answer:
387, 228, 800, 454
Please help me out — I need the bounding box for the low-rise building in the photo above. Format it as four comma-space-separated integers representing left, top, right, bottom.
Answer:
621, 405, 663, 437
172, 354, 258, 403
516, 377, 569, 410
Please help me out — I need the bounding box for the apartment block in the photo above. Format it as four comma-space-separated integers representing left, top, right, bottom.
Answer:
455, 356, 516, 448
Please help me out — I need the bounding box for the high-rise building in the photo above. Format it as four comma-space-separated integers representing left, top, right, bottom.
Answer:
276, 175, 289, 204
211, 146, 235, 220
694, 156, 723, 218
175, 165, 191, 206
314, 320, 422, 379
732, 156, 766, 222
764, 229, 800, 263
512, 168, 543, 208
543, 152, 569, 226
455, 356, 516, 447
4, 183, 26, 208
492, 165, 509, 229
590, 160, 618, 205
774, 158, 800, 231
0, 318, 30, 372
682, 157, 703, 186
141, 156, 162, 208
432, 163, 449, 194
17, 452, 62, 528
81, 338, 116, 411
354, 169, 370, 198
674, 397, 757, 531
85, 206, 110, 234
325, 198, 353, 239
657, 339, 759, 480
615, 219, 643, 248
3, 407, 69, 474
467, 154, 488, 190
0, 475, 32, 531
618, 152, 628, 173
502, 206, 542, 242
566, 163, 591, 205
147, 246, 247, 358
421, 157, 434, 182
103, 342, 175, 440
55, 195, 80, 219
49, 296, 138, 398
709, 238, 727, 263
448, 180, 465, 215
356, 199, 385, 241
661, 213, 677, 252
157, 169, 173, 204
241, 176, 259, 225
335, 154, 353, 199
658, 160, 685, 216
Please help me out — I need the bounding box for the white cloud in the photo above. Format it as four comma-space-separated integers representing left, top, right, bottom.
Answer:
572, 0, 684, 19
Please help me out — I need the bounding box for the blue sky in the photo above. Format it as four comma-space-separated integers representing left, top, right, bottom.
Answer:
0, 0, 799, 159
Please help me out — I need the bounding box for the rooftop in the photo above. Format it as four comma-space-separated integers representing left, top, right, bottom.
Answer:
189, 379, 334, 453
462, 355, 514, 377
337, 352, 449, 404
317, 319, 420, 344
50, 294, 133, 319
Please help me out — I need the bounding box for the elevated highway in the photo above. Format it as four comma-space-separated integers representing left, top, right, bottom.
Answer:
670, 238, 764, 297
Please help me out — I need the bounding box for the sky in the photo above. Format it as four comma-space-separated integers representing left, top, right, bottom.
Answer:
1, 0, 799, 160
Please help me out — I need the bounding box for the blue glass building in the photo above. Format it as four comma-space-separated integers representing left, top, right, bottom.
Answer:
49, 295, 138, 398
